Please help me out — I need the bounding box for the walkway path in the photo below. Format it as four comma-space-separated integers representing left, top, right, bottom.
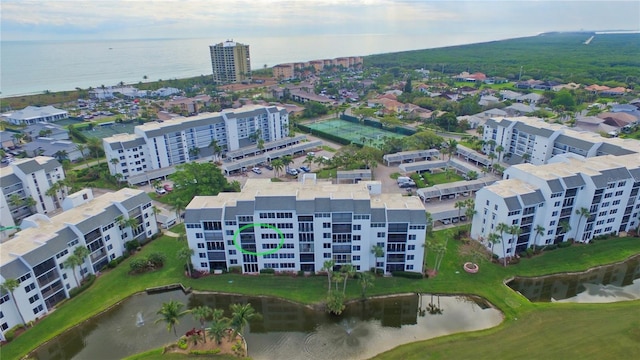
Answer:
164, 230, 180, 238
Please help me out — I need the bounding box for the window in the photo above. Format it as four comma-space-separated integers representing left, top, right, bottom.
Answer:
200, 263, 207, 267
554, 201, 561, 207
408, 245, 415, 250
352, 224, 361, 231
353, 255, 361, 261
407, 255, 414, 260
353, 235, 361, 241
0, 323, 7, 331
408, 234, 417, 240
406, 265, 414, 270
324, 253, 331, 258
230, 259, 238, 264
612, 200, 620, 206
107, 244, 113, 251
323, 243, 331, 248
323, 222, 331, 228
602, 202, 610, 207
199, 253, 206, 258
228, 249, 236, 255
609, 209, 618, 215
377, 232, 385, 238
323, 233, 331, 239
29, 294, 40, 304
24, 283, 36, 293
32, 305, 43, 314
615, 190, 624, 196
197, 243, 205, 249
550, 221, 556, 226
552, 211, 558, 216
352, 245, 361, 251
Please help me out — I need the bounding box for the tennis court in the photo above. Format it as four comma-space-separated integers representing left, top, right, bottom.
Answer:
81, 122, 137, 139
306, 119, 405, 148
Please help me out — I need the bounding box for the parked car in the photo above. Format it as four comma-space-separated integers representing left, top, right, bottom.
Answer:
265, 164, 273, 170
163, 184, 173, 192
300, 166, 311, 172
307, 152, 315, 156
252, 167, 262, 174
286, 168, 299, 176
441, 219, 451, 225
155, 188, 167, 195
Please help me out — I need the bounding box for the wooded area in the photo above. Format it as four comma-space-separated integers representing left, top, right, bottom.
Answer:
365, 32, 640, 87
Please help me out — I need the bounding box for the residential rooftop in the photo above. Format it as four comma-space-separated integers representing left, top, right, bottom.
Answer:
0, 188, 147, 266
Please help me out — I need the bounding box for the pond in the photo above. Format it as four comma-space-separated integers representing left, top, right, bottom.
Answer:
30, 291, 502, 360
507, 255, 640, 303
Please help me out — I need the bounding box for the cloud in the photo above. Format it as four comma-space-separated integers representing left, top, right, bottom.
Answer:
1, 0, 638, 40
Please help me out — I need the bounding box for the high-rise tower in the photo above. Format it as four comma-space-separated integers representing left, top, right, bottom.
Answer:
209, 40, 251, 84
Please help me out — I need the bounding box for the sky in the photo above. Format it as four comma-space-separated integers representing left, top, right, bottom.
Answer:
1, 0, 639, 41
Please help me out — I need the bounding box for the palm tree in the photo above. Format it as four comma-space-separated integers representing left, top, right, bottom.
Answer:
454, 200, 466, 220
86, 137, 103, 162
271, 158, 284, 178
340, 264, 356, 295
191, 306, 213, 343
209, 314, 230, 345
495, 222, 510, 267
508, 224, 522, 257
63, 254, 83, 287
177, 246, 194, 278
188, 147, 200, 160
559, 220, 571, 242
155, 300, 190, 336
495, 145, 504, 162
446, 138, 458, 161
1, 278, 27, 327
110, 158, 119, 171
371, 245, 384, 271
73, 246, 90, 281
428, 237, 448, 272
281, 155, 293, 171
358, 271, 375, 299
487, 232, 502, 255
322, 260, 335, 294
533, 224, 546, 249
522, 153, 531, 163
304, 154, 315, 170
574, 207, 590, 242
464, 203, 477, 233
76, 144, 88, 167
488, 152, 497, 167
170, 198, 187, 223
229, 303, 261, 340
209, 139, 222, 161
53, 150, 69, 162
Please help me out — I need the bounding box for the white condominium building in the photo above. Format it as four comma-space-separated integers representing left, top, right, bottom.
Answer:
185, 179, 427, 274
471, 153, 640, 258
0, 188, 158, 340
0, 156, 67, 239
481, 116, 638, 164
103, 105, 289, 181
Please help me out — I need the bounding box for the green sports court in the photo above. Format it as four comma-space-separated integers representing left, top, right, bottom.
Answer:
305, 119, 405, 148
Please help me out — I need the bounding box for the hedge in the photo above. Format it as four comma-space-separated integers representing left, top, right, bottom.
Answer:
68, 274, 96, 298
391, 271, 424, 279
259, 268, 275, 274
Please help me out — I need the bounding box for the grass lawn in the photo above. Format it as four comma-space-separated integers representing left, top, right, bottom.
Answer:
3, 228, 640, 360
373, 301, 640, 360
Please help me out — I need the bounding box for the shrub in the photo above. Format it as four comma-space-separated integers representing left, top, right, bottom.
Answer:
297, 270, 305, 277
147, 252, 166, 267
129, 258, 148, 273
125, 240, 140, 252
544, 244, 558, 251
558, 241, 572, 248
69, 274, 96, 298
371, 267, 384, 276
228, 266, 242, 274
177, 337, 188, 350
526, 247, 534, 257
391, 271, 423, 279
108, 259, 118, 269
259, 268, 275, 274
4, 324, 25, 342
189, 349, 221, 355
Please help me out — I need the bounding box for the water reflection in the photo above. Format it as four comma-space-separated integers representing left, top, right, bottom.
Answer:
507, 255, 640, 303
31, 292, 502, 360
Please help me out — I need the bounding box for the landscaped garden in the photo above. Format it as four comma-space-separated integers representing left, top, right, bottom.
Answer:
3, 226, 640, 360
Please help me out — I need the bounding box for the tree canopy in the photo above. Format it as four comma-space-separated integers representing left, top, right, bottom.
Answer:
165, 162, 240, 205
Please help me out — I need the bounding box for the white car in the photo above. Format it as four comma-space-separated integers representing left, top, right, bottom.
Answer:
155, 188, 167, 195
252, 167, 262, 174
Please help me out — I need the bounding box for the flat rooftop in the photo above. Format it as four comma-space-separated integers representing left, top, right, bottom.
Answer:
187, 178, 425, 211
485, 178, 540, 198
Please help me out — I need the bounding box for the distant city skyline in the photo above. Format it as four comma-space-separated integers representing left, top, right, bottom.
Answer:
2, 0, 639, 42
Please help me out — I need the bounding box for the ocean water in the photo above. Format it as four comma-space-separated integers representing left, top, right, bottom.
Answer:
1, 32, 517, 97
